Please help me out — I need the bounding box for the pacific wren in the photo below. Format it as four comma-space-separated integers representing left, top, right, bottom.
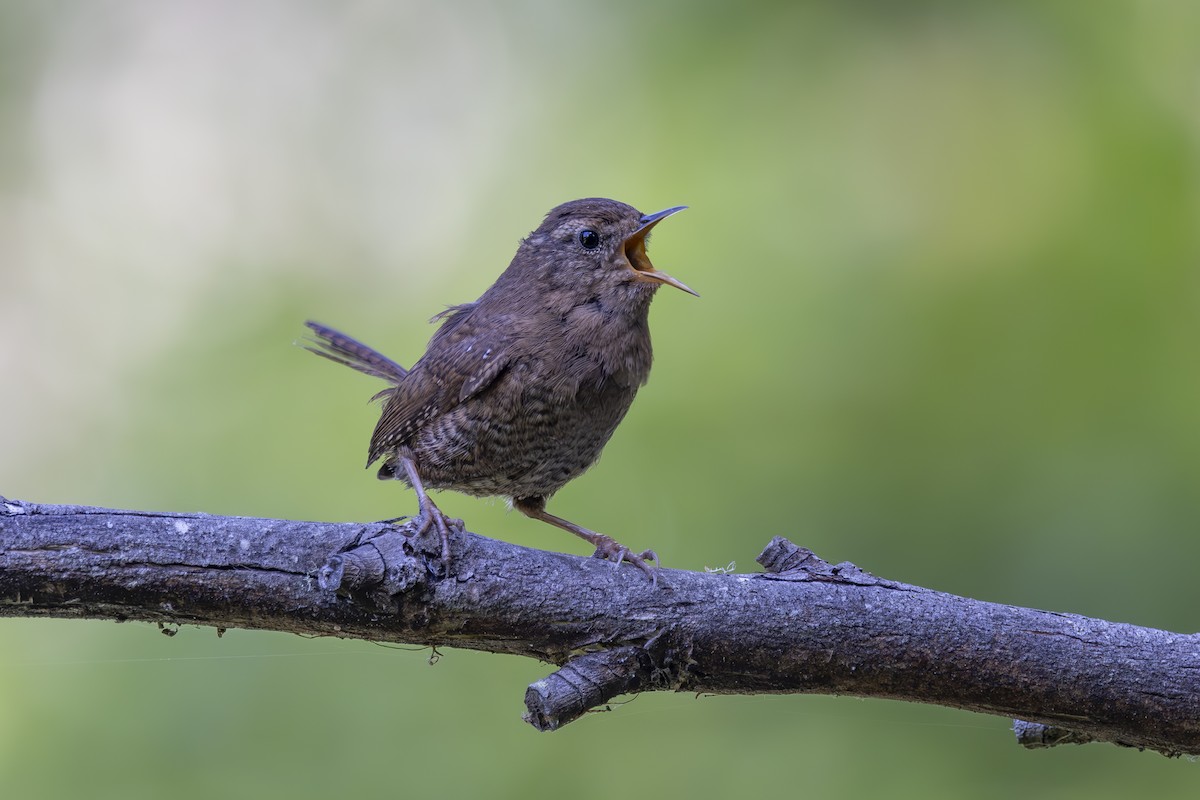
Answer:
306, 198, 694, 578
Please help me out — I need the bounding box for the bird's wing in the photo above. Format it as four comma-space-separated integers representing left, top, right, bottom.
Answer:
367, 303, 513, 465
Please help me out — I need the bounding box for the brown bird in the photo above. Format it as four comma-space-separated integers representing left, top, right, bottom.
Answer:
305, 198, 694, 578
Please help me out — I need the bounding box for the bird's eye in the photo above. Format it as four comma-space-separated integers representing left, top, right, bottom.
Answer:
578, 230, 600, 250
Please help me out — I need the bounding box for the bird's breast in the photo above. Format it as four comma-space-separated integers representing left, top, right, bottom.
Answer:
554, 299, 654, 390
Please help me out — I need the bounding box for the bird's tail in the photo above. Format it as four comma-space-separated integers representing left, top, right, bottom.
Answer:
302, 321, 409, 388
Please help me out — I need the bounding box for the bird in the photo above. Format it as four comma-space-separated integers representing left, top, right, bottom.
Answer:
305, 197, 695, 579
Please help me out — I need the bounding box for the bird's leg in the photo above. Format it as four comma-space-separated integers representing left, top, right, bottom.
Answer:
397, 453, 456, 569
512, 496, 658, 582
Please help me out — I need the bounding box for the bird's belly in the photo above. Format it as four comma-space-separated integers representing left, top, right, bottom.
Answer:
409, 380, 636, 499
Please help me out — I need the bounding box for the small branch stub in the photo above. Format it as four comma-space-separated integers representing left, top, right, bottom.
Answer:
524, 646, 654, 731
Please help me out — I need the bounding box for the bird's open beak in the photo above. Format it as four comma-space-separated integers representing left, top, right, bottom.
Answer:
623, 206, 698, 297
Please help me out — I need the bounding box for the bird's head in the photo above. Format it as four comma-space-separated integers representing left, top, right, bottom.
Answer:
501, 198, 696, 307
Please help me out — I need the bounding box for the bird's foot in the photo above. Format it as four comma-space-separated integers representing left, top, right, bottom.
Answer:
590, 535, 660, 584
510, 496, 660, 585
409, 499, 461, 575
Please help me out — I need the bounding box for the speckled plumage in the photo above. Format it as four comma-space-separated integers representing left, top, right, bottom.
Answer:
306, 198, 693, 577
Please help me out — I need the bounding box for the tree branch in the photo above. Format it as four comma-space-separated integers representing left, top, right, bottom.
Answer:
1, 495, 1196, 755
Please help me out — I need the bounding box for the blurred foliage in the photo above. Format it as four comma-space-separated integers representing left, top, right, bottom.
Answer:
2, 1, 1199, 796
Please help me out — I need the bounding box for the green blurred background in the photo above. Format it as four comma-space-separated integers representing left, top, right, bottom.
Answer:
2, 0, 1198, 796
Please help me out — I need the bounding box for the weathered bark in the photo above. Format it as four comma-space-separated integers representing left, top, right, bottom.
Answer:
1, 495, 1196, 755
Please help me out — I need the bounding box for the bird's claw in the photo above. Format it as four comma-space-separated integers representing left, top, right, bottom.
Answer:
409, 502, 460, 575
590, 537, 659, 584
